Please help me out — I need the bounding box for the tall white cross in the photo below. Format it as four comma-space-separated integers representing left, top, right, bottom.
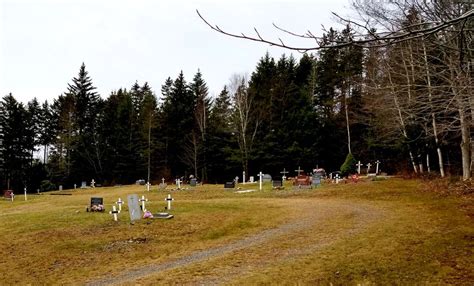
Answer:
258, 171, 263, 191
165, 194, 174, 210
109, 205, 120, 221
116, 198, 124, 211
175, 178, 181, 189
356, 161, 362, 174
242, 171, 246, 184
280, 168, 289, 181
139, 195, 148, 212
375, 160, 381, 174
91, 179, 95, 188
24, 187, 27, 201
366, 163, 372, 174
146, 182, 150, 192
295, 166, 304, 176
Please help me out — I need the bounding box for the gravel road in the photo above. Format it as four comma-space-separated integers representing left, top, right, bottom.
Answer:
87, 199, 382, 286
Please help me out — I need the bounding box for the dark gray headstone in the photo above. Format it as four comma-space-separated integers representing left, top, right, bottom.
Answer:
224, 182, 235, 188
272, 180, 283, 188
127, 194, 142, 221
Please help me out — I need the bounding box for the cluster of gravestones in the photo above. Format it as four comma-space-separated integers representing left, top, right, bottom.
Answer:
355, 160, 382, 175
224, 167, 326, 191
88, 194, 175, 222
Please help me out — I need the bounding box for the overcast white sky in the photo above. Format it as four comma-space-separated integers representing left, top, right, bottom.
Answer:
1, 0, 351, 103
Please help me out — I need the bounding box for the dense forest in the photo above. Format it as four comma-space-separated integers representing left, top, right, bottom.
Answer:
0, 1, 472, 192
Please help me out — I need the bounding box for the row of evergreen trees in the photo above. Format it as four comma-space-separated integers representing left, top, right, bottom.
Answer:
0, 25, 467, 191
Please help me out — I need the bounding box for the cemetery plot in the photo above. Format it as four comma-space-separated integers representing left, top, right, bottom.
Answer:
86, 197, 105, 212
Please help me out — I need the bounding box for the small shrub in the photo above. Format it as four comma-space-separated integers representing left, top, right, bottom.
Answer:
340, 153, 357, 177
40, 180, 56, 192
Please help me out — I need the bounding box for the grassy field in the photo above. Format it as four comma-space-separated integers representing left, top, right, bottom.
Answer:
0, 178, 472, 285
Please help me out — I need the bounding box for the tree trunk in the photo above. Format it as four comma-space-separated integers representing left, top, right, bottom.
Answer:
459, 107, 471, 180
343, 82, 352, 154
422, 41, 445, 177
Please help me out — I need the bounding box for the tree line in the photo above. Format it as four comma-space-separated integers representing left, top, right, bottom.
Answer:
1, 3, 472, 192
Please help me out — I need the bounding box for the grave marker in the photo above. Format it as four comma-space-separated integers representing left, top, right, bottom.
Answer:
81, 181, 87, 189
335, 173, 340, 184
242, 171, 246, 184
375, 160, 381, 174
294, 166, 304, 176
224, 181, 235, 188
258, 171, 263, 191
249, 176, 254, 183
74, 183, 77, 190
190, 178, 197, 187
366, 162, 372, 174
159, 178, 167, 189
280, 168, 289, 181
109, 205, 120, 221
165, 194, 174, 210
146, 182, 151, 192
59, 185, 63, 191
91, 179, 95, 188
116, 198, 124, 211
175, 178, 181, 190
24, 187, 27, 201
356, 161, 362, 175
127, 194, 141, 221
139, 195, 148, 212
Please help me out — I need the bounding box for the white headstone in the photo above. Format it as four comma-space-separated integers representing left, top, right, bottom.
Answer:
294, 166, 304, 176
356, 161, 362, 175
74, 183, 77, 190
375, 160, 381, 174
146, 182, 150, 192
109, 205, 120, 221
139, 195, 148, 212
59, 185, 63, 191
249, 176, 254, 183
116, 198, 124, 211
165, 194, 174, 210
127, 194, 141, 221
242, 171, 246, 184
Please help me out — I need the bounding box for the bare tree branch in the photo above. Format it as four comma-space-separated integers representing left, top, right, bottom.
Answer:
196, 9, 473, 50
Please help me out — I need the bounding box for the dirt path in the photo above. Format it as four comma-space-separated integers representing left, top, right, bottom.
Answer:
87, 199, 383, 286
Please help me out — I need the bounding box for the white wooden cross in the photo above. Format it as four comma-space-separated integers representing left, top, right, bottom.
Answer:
242, 171, 246, 184
335, 174, 340, 184
109, 205, 120, 221
116, 198, 124, 211
280, 168, 289, 181
24, 187, 27, 201
165, 194, 174, 210
91, 179, 95, 188
139, 195, 148, 212
294, 166, 304, 176
375, 160, 381, 174
258, 171, 263, 191
175, 178, 181, 189
162, 178, 165, 185
356, 161, 362, 174
146, 182, 151, 192
366, 163, 372, 174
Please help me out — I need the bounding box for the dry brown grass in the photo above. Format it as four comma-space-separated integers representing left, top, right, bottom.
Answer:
0, 179, 472, 285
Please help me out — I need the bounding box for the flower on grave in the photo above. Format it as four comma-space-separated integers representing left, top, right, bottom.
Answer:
143, 211, 153, 219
